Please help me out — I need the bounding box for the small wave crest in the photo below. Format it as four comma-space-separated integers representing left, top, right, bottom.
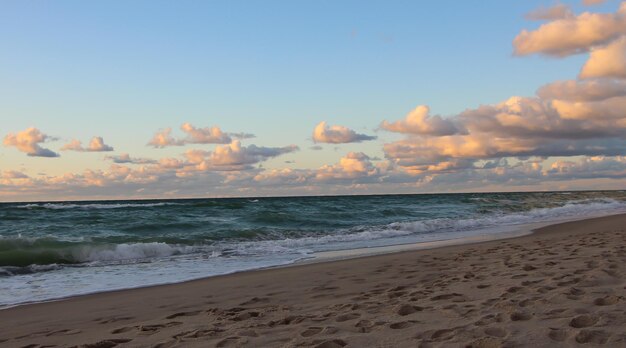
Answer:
0, 238, 201, 270
3, 196, 625, 276
223, 197, 626, 256
15, 202, 180, 210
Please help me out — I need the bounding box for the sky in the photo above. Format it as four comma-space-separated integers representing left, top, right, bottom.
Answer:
1, 0, 626, 201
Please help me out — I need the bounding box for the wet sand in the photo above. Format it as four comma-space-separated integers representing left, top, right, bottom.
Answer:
1, 214, 625, 347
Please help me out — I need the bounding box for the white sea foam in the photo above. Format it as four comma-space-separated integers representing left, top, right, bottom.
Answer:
223, 198, 626, 256
17, 202, 180, 210
52, 198, 626, 263
3, 195, 626, 309
72, 242, 201, 263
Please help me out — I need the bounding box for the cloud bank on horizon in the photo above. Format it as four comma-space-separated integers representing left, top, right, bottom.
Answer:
3, 1, 626, 201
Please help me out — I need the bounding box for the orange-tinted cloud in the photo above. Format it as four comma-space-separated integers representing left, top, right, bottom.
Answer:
513, 3, 626, 56
312, 122, 376, 144
380, 105, 463, 136
525, 4, 573, 21
61, 136, 114, 152
583, 0, 606, 6
148, 123, 253, 148
3, 127, 59, 157
580, 36, 626, 79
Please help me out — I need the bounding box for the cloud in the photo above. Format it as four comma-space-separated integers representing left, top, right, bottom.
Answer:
580, 36, 626, 79
382, 84, 626, 171
180, 123, 232, 144
546, 155, 626, 179
249, 151, 389, 186
1, 170, 29, 179
209, 141, 299, 168
105, 153, 157, 164
316, 152, 380, 180
537, 79, 626, 101
3, 127, 59, 157
525, 4, 573, 21
380, 105, 463, 136
148, 123, 253, 148
61, 136, 114, 152
147, 128, 184, 148
228, 132, 256, 140
0, 170, 33, 188
513, 3, 626, 57
583, 0, 606, 6
312, 121, 377, 144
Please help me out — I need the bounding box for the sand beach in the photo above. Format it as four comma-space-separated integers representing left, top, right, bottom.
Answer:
1, 214, 625, 348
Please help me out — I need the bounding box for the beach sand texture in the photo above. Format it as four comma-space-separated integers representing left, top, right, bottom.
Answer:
1, 214, 625, 348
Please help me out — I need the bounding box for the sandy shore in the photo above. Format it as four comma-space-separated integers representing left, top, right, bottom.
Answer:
1, 214, 625, 348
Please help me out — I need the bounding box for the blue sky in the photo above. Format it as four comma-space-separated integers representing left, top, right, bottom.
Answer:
2, 1, 626, 200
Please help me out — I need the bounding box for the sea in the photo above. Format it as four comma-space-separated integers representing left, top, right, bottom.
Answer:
1, 191, 626, 308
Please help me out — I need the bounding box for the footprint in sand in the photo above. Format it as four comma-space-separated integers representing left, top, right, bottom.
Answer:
569, 314, 598, 328
45, 328, 82, 336
173, 328, 224, 339
80, 338, 133, 348
510, 311, 532, 321
301, 327, 323, 337
165, 310, 202, 319
112, 321, 182, 335
548, 328, 568, 342
216, 336, 248, 347
95, 316, 134, 324
355, 319, 375, 333
430, 293, 468, 302
269, 315, 307, 326
484, 327, 507, 338
335, 312, 361, 322
239, 296, 270, 306
430, 328, 455, 341
594, 295, 621, 306
396, 304, 423, 316
314, 339, 347, 348
466, 337, 501, 348
389, 321, 415, 329
575, 330, 610, 344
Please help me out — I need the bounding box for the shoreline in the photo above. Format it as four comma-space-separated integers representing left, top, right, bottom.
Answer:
0, 215, 578, 311
1, 211, 622, 311
1, 213, 625, 346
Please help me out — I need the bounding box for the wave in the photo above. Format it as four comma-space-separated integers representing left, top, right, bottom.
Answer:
207, 198, 626, 258
14, 202, 181, 210
2, 197, 625, 274
0, 239, 201, 269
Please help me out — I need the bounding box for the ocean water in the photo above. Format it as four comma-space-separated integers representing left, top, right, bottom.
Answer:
1, 191, 626, 308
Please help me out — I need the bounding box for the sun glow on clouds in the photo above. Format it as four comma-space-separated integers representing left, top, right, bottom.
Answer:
4, 2, 626, 200
3, 128, 59, 158
312, 122, 376, 144
61, 137, 114, 152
